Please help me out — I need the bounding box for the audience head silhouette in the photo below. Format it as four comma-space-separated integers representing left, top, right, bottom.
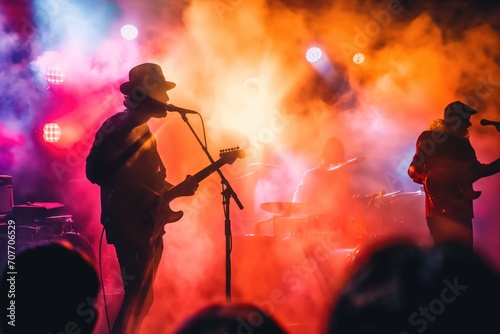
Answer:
174, 302, 287, 334
328, 240, 500, 334
1, 241, 100, 334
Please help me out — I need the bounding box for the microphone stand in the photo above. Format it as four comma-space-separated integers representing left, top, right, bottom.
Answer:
179, 112, 244, 302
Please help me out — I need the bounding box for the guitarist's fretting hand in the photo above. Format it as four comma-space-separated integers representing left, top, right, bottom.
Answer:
181, 174, 199, 196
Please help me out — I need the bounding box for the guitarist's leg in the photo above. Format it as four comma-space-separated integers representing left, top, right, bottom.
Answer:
427, 216, 473, 248
112, 239, 159, 334
111, 242, 142, 334
133, 237, 164, 332
152, 236, 164, 282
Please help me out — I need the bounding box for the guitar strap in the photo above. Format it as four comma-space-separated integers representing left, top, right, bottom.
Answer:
103, 131, 152, 180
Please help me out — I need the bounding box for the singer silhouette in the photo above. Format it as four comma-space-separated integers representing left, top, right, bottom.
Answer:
86, 63, 199, 334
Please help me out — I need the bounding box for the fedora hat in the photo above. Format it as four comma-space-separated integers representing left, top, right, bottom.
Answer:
119, 63, 176, 96
444, 101, 477, 121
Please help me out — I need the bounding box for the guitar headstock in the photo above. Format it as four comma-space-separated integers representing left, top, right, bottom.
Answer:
219, 147, 246, 164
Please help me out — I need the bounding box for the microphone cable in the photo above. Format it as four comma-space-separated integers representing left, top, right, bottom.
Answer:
99, 226, 113, 334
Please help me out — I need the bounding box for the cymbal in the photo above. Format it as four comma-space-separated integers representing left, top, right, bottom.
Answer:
231, 162, 280, 181
372, 190, 424, 207
326, 157, 366, 171
247, 162, 279, 169
369, 190, 424, 200
231, 172, 256, 181
260, 202, 318, 216
380, 190, 403, 197
382, 190, 424, 198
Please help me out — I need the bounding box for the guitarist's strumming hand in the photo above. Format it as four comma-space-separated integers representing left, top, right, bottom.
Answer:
110, 147, 246, 244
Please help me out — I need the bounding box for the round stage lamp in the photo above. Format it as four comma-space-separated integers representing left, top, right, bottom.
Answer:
120, 24, 138, 40
306, 47, 323, 63
353, 52, 365, 64
46, 66, 65, 84
43, 123, 62, 143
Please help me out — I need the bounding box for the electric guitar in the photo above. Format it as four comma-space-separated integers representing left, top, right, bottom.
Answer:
109, 147, 245, 244
422, 159, 500, 214
424, 170, 470, 215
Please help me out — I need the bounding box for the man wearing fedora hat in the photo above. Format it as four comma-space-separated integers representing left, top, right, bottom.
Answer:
408, 101, 500, 248
86, 63, 198, 333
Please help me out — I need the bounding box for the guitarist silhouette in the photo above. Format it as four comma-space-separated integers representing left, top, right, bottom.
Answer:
408, 101, 500, 248
109, 148, 245, 245
85, 64, 241, 334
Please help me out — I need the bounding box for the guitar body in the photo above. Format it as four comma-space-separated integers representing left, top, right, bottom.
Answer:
108, 148, 245, 245
423, 167, 481, 216
149, 195, 185, 244
108, 187, 185, 244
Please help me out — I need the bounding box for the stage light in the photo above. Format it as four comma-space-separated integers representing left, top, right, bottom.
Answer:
46, 66, 65, 84
120, 24, 138, 40
43, 123, 62, 143
244, 77, 260, 93
306, 47, 323, 63
353, 52, 365, 64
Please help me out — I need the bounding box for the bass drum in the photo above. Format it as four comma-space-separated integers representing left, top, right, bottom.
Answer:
45, 232, 96, 264
303, 214, 341, 234
272, 215, 306, 238
0, 224, 38, 272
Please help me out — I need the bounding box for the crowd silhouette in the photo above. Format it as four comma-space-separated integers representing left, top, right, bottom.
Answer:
2, 236, 499, 333
0, 241, 100, 334
328, 240, 500, 334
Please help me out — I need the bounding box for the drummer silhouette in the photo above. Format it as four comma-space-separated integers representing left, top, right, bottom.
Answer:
293, 137, 358, 233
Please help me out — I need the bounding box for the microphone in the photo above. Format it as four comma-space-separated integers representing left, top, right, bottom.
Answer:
480, 119, 500, 132
166, 104, 198, 115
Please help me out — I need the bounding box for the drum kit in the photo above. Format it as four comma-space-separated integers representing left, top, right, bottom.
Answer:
0, 201, 93, 269
233, 157, 425, 241
259, 201, 323, 237
0, 213, 83, 243
258, 192, 425, 234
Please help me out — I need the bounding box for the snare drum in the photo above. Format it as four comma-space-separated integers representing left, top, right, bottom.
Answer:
34, 215, 74, 240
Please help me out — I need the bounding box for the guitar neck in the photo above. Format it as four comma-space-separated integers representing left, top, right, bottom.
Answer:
164, 158, 227, 199
186, 158, 227, 184
158, 148, 245, 201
